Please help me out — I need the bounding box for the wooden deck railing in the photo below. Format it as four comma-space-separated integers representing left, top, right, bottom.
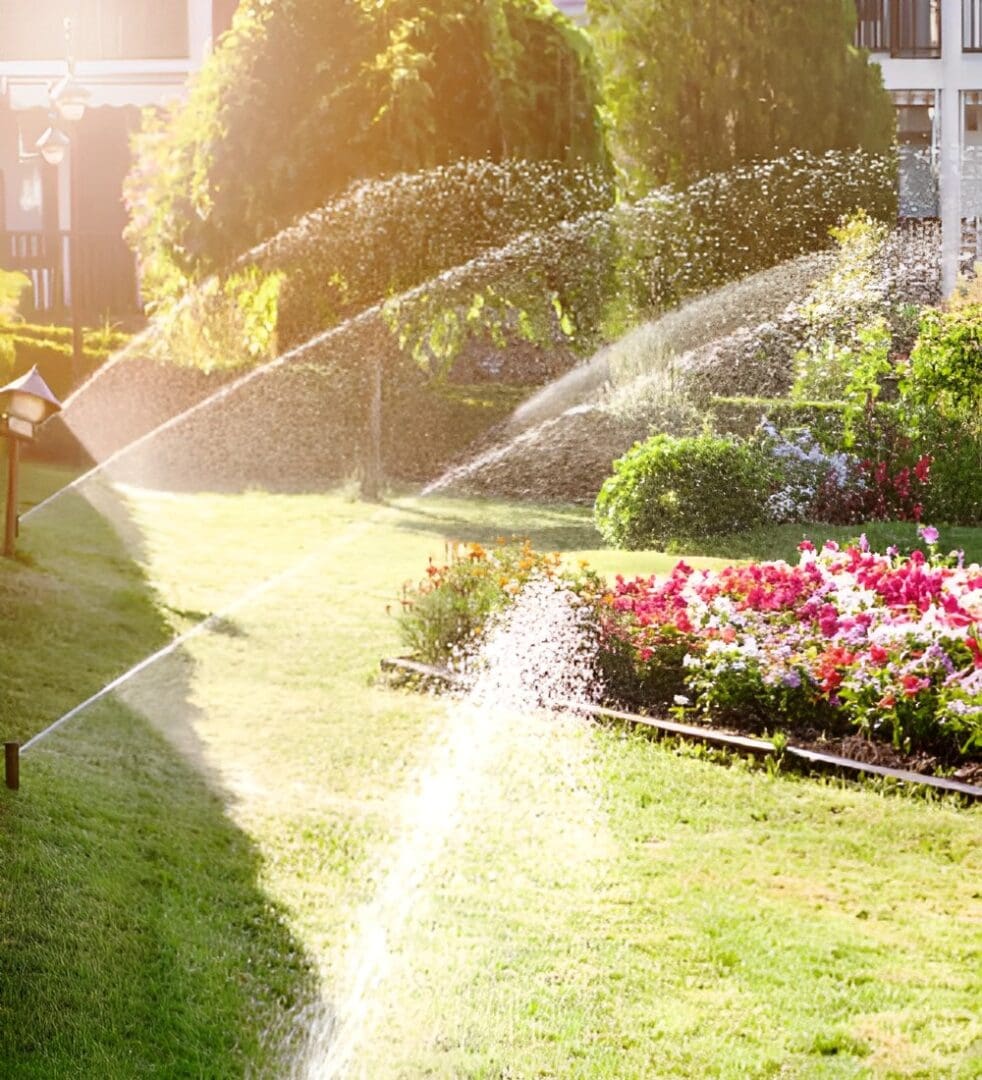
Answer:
0, 230, 141, 318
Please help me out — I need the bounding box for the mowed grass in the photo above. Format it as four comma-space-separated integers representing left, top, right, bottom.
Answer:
0, 468, 979, 1077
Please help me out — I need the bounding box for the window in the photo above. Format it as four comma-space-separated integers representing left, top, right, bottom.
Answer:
853, 1, 941, 58
0, 1, 189, 61
966, 0, 982, 51
892, 92, 939, 217
890, 0, 942, 58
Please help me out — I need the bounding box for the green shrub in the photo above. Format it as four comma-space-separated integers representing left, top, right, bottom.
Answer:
0, 321, 128, 351
0, 330, 109, 399
0, 270, 30, 320
915, 414, 982, 525
594, 434, 771, 550
904, 304, 982, 423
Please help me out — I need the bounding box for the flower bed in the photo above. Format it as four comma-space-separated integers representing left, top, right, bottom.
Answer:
602, 530, 981, 759
398, 531, 981, 766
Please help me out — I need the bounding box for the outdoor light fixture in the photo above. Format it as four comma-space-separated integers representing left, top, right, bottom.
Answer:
49, 72, 91, 123
35, 124, 70, 166
1, 367, 63, 557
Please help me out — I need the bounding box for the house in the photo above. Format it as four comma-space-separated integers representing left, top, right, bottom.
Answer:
853, 1, 982, 288
0, 0, 237, 320
559, 2, 981, 290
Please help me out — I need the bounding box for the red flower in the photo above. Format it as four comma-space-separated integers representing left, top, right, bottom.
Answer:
967, 637, 982, 670
868, 644, 890, 666
901, 674, 930, 697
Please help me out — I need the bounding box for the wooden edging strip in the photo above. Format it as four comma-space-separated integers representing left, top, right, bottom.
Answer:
783, 746, 982, 799
379, 657, 982, 801
564, 701, 775, 755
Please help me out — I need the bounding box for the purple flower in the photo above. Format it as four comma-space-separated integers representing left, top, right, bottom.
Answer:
918, 525, 940, 545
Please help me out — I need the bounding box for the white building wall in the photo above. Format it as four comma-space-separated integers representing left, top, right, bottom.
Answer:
0, 0, 214, 111
872, 3, 982, 291
0, 0, 217, 310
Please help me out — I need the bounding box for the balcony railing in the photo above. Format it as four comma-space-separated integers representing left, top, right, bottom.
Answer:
856, 0, 891, 50
0, 230, 141, 318
966, 0, 982, 50
854, 0, 942, 57
0, 1, 188, 62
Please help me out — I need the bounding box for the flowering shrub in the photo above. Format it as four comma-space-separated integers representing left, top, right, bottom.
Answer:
601, 532, 982, 757
754, 421, 865, 524
396, 540, 601, 665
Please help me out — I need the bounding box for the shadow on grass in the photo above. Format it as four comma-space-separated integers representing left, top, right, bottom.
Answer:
390, 495, 603, 552
0, 472, 323, 1076
666, 521, 982, 565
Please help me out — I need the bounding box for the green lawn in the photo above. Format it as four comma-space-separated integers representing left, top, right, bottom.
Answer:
1, 467, 979, 1077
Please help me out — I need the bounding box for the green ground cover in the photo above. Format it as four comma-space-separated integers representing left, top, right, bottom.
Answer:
0, 466, 979, 1077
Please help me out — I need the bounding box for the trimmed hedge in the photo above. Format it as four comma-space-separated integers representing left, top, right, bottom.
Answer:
0, 322, 125, 399
708, 396, 853, 448
0, 321, 129, 351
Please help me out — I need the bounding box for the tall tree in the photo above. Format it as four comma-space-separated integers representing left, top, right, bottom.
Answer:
125, 0, 608, 304
589, 0, 895, 193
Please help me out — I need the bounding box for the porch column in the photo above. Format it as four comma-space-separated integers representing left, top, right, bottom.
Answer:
57, 145, 72, 309
940, 0, 963, 295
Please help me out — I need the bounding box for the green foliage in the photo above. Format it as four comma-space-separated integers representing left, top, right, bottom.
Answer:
589, 0, 896, 194
838, 319, 894, 446
914, 413, 982, 525
397, 540, 600, 664
905, 304, 982, 422
262, 160, 614, 349
142, 268, 283, 372
899, 304, 982, 524
124, 0, 609, 307
386, 151, 895, 375
791, 213, 918, 404
0, 334, 13, 383
709, 396, 852, 448
0, 323, 121, 399
0, 269, 31, 320
595, 434, 771, 550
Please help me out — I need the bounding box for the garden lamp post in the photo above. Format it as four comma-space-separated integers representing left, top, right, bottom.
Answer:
1, 367, 63, 557
36, 19, 90, 384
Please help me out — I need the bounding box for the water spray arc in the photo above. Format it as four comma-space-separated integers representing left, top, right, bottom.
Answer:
33, 150, 896, 511
20, 518, 375, 756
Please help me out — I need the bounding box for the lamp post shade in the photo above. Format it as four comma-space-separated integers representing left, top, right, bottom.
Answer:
36, 125, 70, 166
0, 367, 63, 429
49, 73, 91, 123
